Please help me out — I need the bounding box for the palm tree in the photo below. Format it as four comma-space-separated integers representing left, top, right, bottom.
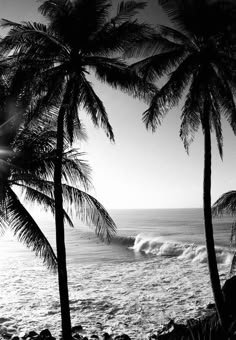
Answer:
127, 0, 236, 331
0, 120, 58, 271
0, 1, 155, 338
1, 115, 117, 274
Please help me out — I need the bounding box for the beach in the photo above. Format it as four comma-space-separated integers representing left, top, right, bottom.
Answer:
0, 209, 233, 339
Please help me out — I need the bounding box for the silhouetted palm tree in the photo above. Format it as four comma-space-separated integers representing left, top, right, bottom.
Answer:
0, 123, 58, 270
0, 2, 153, 337
1, 116, 117, 266
128, 0, 236, 331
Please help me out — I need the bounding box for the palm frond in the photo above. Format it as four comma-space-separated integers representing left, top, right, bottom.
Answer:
159, 0, 235, 39
209, 90, 223, 159
6, 187, 57, 270
87, 20, 155, 57
157, 24, 195, 48
61, 149, 92, 190
212, 191, 236, 216
123, 29, 184, 59
88, 56, 156, 103
61, 184, 116, 242
180, 73, 203, 152
0, 19, 66, 56
0, 208, 7, 236
142, 92, 164, 132
77, 73, 114, 141
40, 0, 111, 49
13, 182, 74, 228
129, 46, 188, 82
111, 1, 146, 24
210, 63, 236, 136
144, 53, 196, 131
158, 0, 194, 34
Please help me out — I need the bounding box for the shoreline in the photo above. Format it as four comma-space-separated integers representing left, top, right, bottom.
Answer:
0, 308, 221, 340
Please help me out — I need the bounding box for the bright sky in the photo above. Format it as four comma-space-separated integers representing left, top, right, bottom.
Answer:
1, 0, 236, 209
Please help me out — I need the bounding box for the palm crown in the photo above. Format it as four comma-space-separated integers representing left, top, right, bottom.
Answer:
0, 0, 155, 143
129, 0, 236, 156
0, 117, 117, 269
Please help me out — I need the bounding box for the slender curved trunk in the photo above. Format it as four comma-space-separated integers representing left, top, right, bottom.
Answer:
203, 113, 228, 331
54, 106, 72, 340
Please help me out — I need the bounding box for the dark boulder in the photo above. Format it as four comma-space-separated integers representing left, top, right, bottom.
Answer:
222, 276, 236, 316
72, 326, 83, 333
157, 320, 189, 340
73, 334, 81, 340
102, 333, 111, 340
114, 334, 131, 340
39, 329, 51, 339
206, 303, 215, 310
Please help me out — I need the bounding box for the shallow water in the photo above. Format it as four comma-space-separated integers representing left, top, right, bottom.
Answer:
0, 209, 234, 338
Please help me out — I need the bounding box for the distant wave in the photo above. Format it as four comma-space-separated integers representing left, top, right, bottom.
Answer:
129, 233, 234, 265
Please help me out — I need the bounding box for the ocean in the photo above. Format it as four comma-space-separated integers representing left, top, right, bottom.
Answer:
0, 208, 235, 339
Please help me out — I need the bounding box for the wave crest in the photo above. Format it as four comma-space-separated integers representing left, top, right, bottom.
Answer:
131, 234, 233, 265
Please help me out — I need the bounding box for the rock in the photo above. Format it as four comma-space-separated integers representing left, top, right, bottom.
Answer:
157, 320, 189, 339
222, 276, 236, 316
114, 335, 131, 340
73, 334, 81, 340
149, 335, 158, 340
28, 331, 38, 337
206, 303, 215, 310
102, 333, 111, 340
72, 326, 83, 334
39, 329, 51, 338
1, 333, 12, 340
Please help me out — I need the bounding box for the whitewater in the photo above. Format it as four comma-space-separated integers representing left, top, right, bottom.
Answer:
0, 208, 235, 339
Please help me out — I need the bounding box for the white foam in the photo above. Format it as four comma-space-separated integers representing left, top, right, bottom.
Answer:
132, 234, 233, 265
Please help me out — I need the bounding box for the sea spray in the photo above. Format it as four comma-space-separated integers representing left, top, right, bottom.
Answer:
131, 233, 234, 265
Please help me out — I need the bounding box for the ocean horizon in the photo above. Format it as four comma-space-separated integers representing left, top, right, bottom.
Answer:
0, 208, 235, 338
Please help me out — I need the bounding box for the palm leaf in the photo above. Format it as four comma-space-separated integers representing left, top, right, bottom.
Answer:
88, 56, 156, 103
88, 21, 154, 57
113, 1, 146, 23
180, 72, 203, 152
143, 53, 197, 131
77, 74, 114, 141
209, 90, 223, 159
61, 184, 116, 242
212, 191, 236, 216
12, 182, 74, 229
6, 187, 57, 270
130, 46, 188, 82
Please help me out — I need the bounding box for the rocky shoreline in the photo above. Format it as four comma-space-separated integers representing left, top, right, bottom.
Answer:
0, 325, 134, 340
0, 310, 219, 340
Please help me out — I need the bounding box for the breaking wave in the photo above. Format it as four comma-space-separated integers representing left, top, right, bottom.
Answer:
129, 234, 234, 265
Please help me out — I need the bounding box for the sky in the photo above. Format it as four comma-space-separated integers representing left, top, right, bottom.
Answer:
1, 0, 236, 209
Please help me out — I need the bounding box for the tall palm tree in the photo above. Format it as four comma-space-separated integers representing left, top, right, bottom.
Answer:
127, 0, 236, 331
1, 115, 117, 272
0, 1, 155, 338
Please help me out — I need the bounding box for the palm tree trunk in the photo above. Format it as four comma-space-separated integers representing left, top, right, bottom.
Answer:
203, 113, 228, 332
54, 107, 72, 340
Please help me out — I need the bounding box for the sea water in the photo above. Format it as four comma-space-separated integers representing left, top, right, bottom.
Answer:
0, 208, 234, 339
